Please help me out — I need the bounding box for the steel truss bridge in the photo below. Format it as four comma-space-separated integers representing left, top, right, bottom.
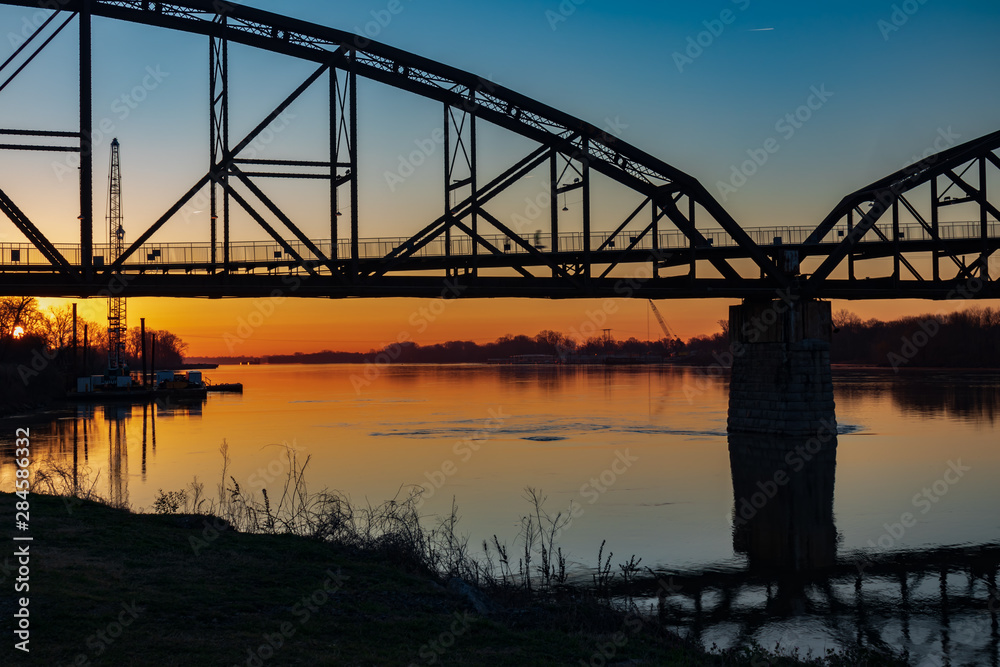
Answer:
0, 0, 998, 300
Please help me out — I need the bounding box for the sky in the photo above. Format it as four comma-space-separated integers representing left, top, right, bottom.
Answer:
1, 0, 999, 355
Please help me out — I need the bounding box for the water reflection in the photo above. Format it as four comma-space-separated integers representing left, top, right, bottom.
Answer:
648, 427, 1000, 665
729, 432, 838, 575
837, 370, 1000, 424
1, 396, 204, 504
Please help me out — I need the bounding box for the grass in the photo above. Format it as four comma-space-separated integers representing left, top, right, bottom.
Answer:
2, 444, 911, 666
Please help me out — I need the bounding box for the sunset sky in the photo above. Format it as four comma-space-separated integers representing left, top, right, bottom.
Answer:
2, 0, 999, 356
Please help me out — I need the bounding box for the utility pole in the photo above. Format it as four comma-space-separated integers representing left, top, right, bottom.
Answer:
140, 317, 147, 388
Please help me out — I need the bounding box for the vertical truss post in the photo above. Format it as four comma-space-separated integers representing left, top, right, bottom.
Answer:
549, 151, 559, 277
223, 36, 230, 271
847, 209, 856, 281
892, 196, 900, 282
582, 139, 591, 280
331, 68, 355, 266
208, 34, 232, 270
209, 37, 216, 272
79, 0, 94, 277
209, 32, 229, 273
931, 177, 940, 282
349, 56, 359, 277
980, 158, 990, 281
444, 102, 478, 276
443, 104, 452, 261
470, 113, 478, 271
329, 68, 338, 259
688, 197, 696, 281
652, 199, 660, 278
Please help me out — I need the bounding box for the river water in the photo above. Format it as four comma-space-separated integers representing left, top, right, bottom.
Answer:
2, 364, 998, 664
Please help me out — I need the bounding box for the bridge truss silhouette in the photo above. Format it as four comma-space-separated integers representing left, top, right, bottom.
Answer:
0, 0, 997, 299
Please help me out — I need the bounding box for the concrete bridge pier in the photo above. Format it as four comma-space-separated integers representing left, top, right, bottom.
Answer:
727, 299, 836, 437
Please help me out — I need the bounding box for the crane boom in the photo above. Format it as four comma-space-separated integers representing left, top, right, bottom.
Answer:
106, 138, 127, 376
648, 300, 679, 341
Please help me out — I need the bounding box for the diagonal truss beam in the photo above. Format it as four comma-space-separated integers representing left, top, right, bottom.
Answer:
0, 187, 78, 279
657, 195, 742, 281
0, 0, 784, 283
229, 165, 330, 266
366, 145, 552, 279
218, 183, 320, 278
476, 208, 579, 284
450, 219, 533, 279
807, 204, 886, 285
103, 63, 332, 276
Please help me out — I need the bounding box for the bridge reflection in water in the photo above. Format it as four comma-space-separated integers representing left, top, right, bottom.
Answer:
633, 426, 1000, 665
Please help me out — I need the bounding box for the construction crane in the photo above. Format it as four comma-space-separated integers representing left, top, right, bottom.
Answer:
106, 138, 127, 377
648, 300, 681, 342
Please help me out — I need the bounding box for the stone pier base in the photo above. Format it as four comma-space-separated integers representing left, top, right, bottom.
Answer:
727, 299, 836, 437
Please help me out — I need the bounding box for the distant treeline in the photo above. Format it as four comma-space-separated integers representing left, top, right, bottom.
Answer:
830, 307, 1000, 369
263, 331, 686, 365
187, 307, 1000, 370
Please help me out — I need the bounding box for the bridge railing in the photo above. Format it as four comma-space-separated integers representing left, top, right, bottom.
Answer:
0, 220, 996, 268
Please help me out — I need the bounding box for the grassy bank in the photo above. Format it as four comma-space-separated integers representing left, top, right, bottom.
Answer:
0, 488, 910, 666
0, 493, 696, 665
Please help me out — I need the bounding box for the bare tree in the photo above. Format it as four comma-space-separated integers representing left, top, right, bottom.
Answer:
0, 297, 41, 339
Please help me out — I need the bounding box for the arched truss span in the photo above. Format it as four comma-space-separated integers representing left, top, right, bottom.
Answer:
0, 0, 996, 300
803, 130, 1000, 289
0, 0, 789, 297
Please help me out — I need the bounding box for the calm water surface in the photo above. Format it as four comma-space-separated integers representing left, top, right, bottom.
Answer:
2, 364, 998, 663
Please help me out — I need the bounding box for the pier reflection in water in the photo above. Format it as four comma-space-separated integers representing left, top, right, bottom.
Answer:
643, 427, 999, 665
45, 396, 205, 506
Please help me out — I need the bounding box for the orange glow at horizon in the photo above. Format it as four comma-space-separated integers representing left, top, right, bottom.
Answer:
12, 326, 25, 339
33, 295, 1000, 358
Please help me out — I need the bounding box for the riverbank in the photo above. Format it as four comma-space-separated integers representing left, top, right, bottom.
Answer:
0, 493, 907, 666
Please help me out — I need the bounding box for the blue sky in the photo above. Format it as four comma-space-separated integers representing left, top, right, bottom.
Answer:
1, 0, 998, 239
0, 0, 998, 351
